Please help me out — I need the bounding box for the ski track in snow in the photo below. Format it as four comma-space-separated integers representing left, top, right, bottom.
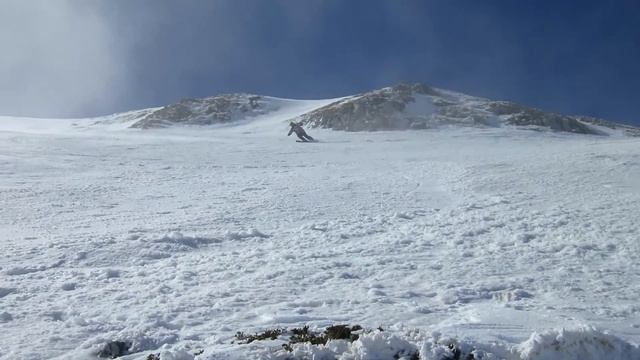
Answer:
1, 113, 640, 359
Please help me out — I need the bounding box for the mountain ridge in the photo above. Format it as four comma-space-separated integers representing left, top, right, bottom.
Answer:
97, 83, 640, 136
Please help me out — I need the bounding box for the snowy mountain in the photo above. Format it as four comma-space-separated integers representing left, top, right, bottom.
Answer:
295, 83, 639, 136
129, 94, 272, 128
102, 83, 640, 136
2, 85, 640, 359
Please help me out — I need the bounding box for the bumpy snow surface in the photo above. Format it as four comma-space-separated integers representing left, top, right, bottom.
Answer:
1, 99, 640, 359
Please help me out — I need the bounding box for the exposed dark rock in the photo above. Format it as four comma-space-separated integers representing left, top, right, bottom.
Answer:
295, 84, 419, 131
130, 94, 273, 128
577, 116, 640, 136
294, 83, 607, 135
235, 328, 285, 344
502, 108, 598, 134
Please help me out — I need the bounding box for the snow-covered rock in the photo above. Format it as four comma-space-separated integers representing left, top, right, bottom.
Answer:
129, 94, 275, 128
83, 83, 640, 136
294, 83, 635, 135
518, 327, 640, 360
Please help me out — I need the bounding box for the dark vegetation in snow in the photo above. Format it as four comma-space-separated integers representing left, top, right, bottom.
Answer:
235, 328, 286, 344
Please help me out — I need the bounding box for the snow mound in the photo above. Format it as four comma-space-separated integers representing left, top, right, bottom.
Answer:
518, 327, 640, 360
224, 228, 270, 240
153, 231, 223, 248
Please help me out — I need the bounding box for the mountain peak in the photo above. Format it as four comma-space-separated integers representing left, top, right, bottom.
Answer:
294, 83, 638, 136
102, 83, 639, 137
130, 93, 268, 129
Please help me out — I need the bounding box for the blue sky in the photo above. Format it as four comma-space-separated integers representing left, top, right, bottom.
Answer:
2, 1, 639, 125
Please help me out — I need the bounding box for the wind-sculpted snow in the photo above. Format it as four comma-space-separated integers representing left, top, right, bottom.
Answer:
1, 117, 640, 358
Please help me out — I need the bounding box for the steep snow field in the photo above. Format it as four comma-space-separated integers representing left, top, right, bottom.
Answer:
1, 101, 640, 359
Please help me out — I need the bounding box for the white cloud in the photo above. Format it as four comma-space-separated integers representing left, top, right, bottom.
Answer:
0, 1, 125, 117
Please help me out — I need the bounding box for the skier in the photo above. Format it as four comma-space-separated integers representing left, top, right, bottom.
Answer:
288, 121, 315, 142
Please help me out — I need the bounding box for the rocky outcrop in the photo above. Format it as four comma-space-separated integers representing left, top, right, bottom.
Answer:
486, 101, 600, 134
95, 83, 639, 136
294, 83, 445, 131
129, 94, 271, 128
576, 116, 640, 137
294, 83, 608, 135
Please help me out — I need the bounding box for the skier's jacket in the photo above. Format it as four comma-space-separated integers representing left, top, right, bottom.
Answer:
288, 122, 307, 137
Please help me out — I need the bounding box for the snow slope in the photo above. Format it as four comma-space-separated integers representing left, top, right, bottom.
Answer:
0, 97, 339, 135
98, 95, 342, 131
1, 103, 640, 359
